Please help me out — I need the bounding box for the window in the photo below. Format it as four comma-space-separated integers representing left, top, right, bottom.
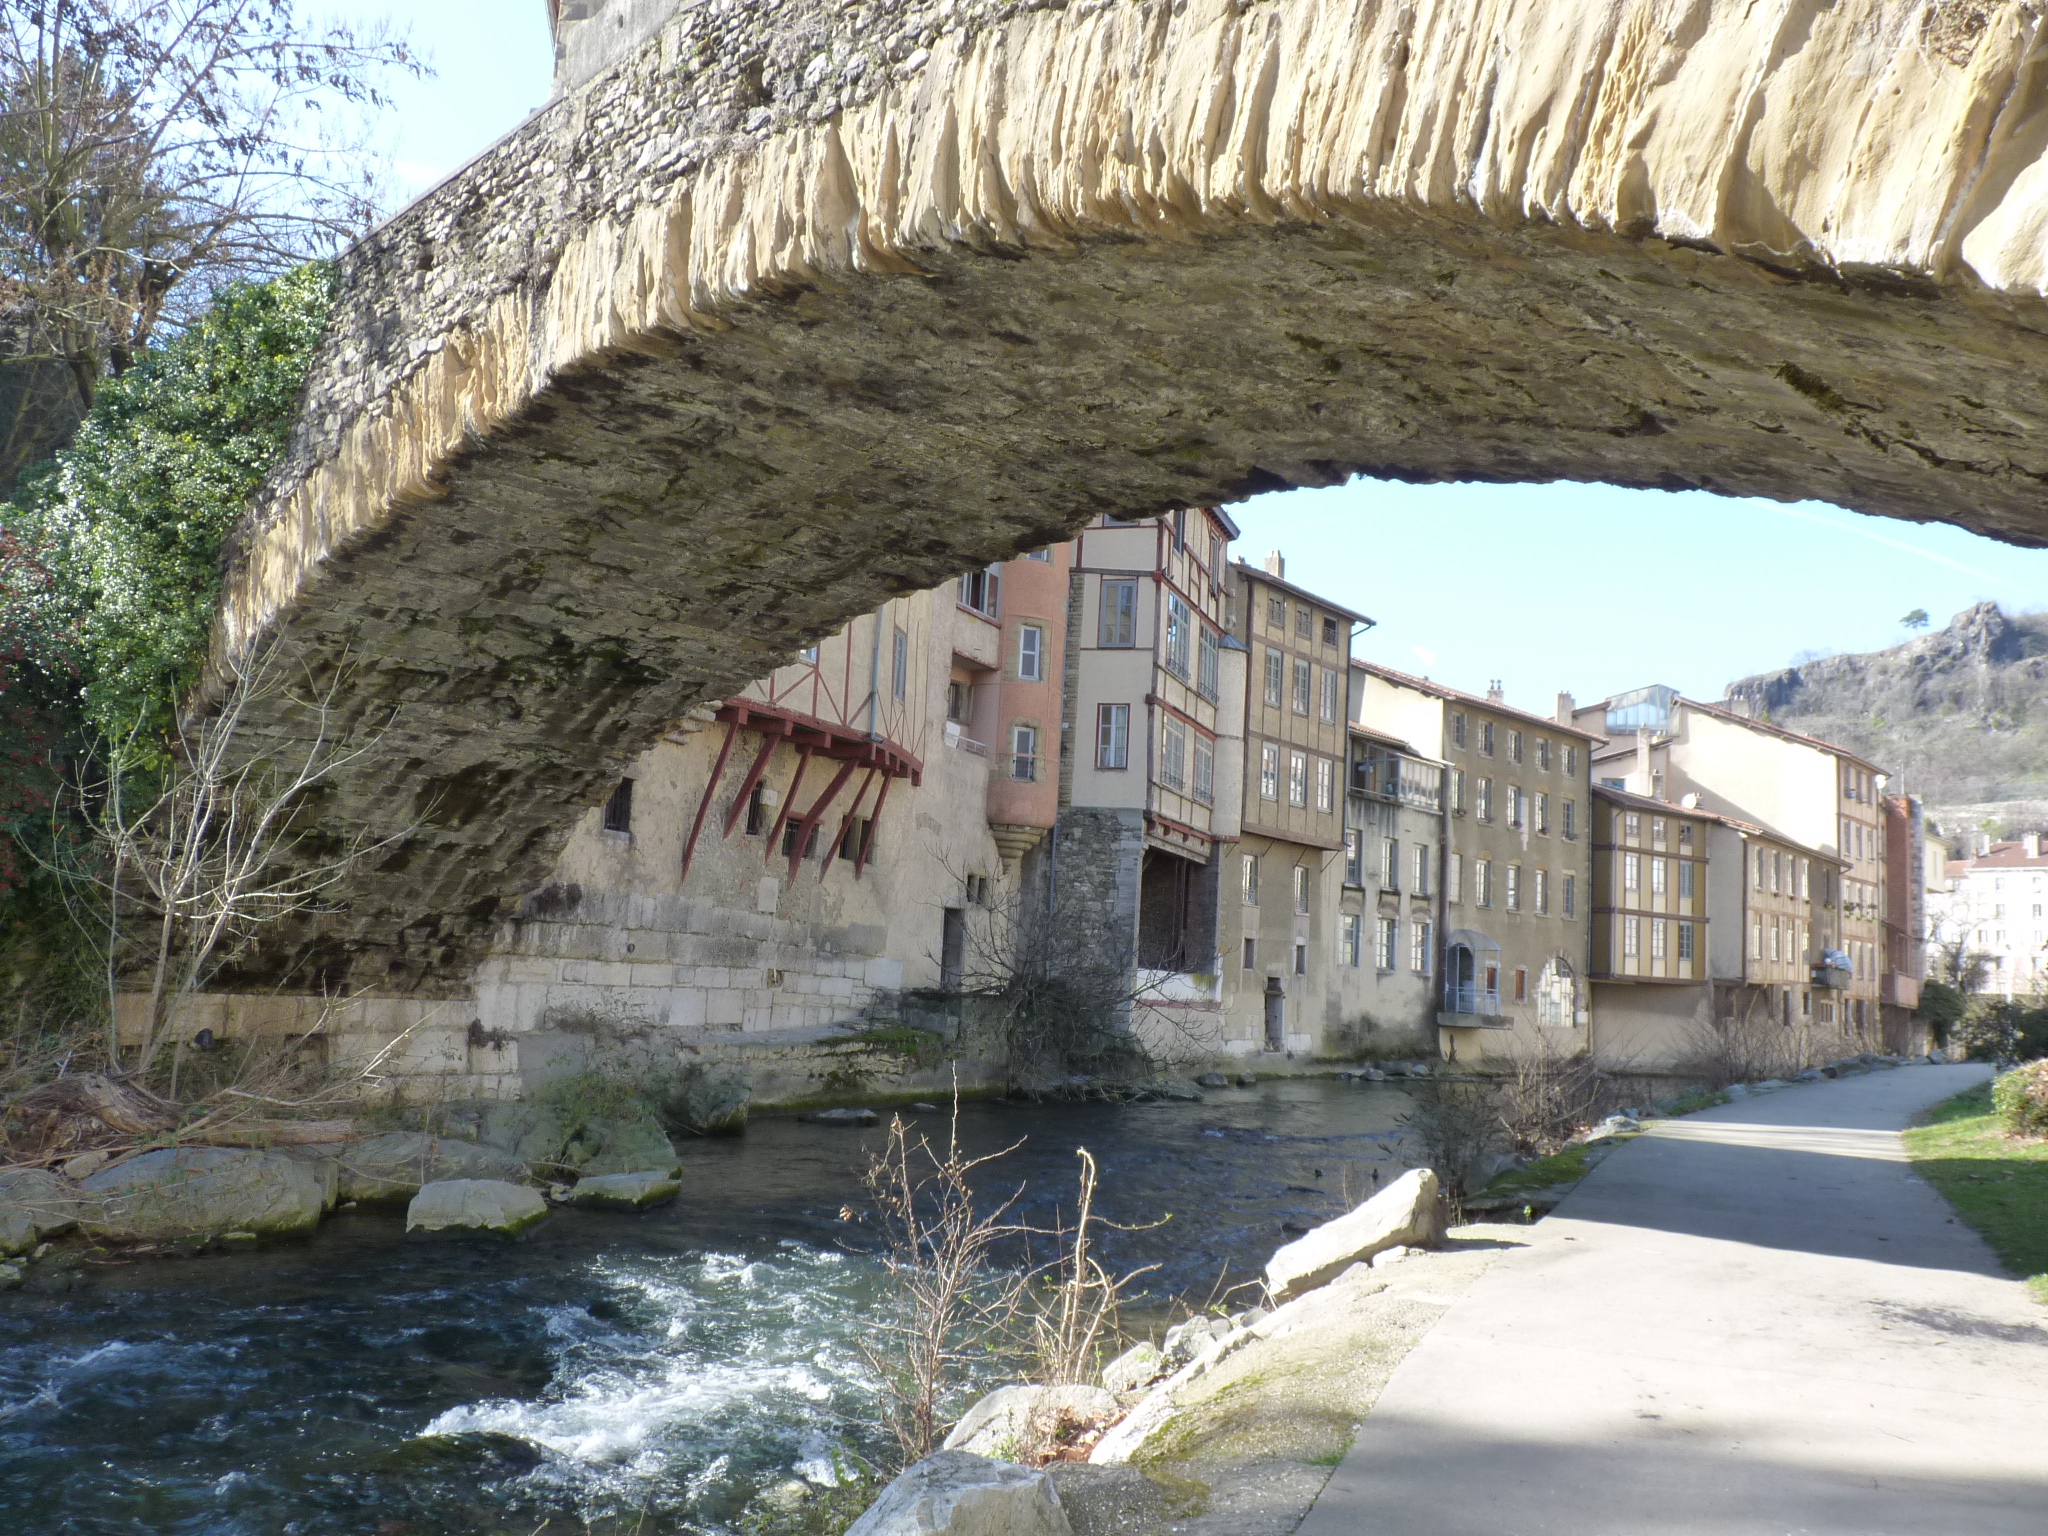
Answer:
947, 678, 973, 723
1193, 739, 1214, 803
1624, 812, 1640, 840
1506, 864, 1522, 911
839, 816, 870, 863
1316, 756, 1334, 812
1507, 785, 1525, 829
1289, 750, 1308, 807
1534, 868, 1550, 914
745, 781, 769, 836
1562, 799, 1577, 840
1624, 915, 1640, 957
1260, 742, 1280, 799
1753, 847, 1766, 890
1096, 704, 1129, 769
1294, 940, 1308, 976
1535, 791, 1550, 834
1448, 853, 1463, 904
1651, 858, 1668, 896
1267, 595, 1286, 628
1198, 627, 1220, 700
1164, 594, 1192, 679
1476, 858, 1493, 907
602, 778, 634, 834
1451, 711, 1467, 749
1650, 817, 1666, 847
1678, 922, 1695, 963
1479, 720, 1495, 756
1016, 624, 1044, 681
1025, 547, 1051, 562
1292, 659, 1312, 715
1771, 851, 1783, 894
1375, 916, 1397, 971
1678, 823, 1694, 848
1344, 829, 1364, 885
1411, 920, 1432, 973
1242, 855, 1260, 905
1320, 668, 1339, 723
798, 644, 818, 664
1208, 534, 1223, 579
1536, 739, 1551, 771
1564, 745, 1577, 777
1412, 843, 1431, 895
1242, 936, 1256, 970
1562, 874, 1575, 918
1098, 579, 1136, 646
1770, 917, 1781, 962
1264, 650, 1284, 707
1380, 837, 1398, 888
1323, 615, 1340, 646
1513, 967, 1528, 1004
1344, 914, 1363, 968
1450, 768, 1466, 814
1750, 914, 1763, 960
782, 818, 821, 859
1296, 604, 1313, 639
891, 627, 908, 701
1159, 720, 1186, 791
1507, 729, 1523, 764
959, 564, 1000, 617
1294, 865, 1311, 914
1679, 861, 1695, 901
1477, 777, 1494, 822
1800, 859, 1810, 899
1010, 724, 1039, 781
1624, 853, 1641, 892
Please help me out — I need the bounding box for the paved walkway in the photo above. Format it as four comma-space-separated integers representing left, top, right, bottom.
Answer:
1297, 1064, 2048, 1535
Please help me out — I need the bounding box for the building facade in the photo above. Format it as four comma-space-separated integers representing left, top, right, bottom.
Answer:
1931, 834, 2048, 1001
1214, 554, 1371, 1055
1353, 665, 1599, 1062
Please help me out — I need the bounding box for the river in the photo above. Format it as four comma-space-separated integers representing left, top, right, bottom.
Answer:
0, 1078, 1426, 1535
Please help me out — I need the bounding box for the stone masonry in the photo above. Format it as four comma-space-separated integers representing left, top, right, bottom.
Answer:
210, 0, 2048, 994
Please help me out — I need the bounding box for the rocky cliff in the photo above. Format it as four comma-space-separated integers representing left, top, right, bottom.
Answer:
1723, 603, 2048, 822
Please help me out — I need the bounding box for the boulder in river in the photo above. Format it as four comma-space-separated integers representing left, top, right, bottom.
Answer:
801, 1107, 880, 1126
1263, 1168, 1447, 1304
566, 1170, 680, 1210
406, 1179, 549, 1237
334, 1132, 530, 1203
659, 1067, 751, 1137
430, 1099, 682, 1179
78, 1148, 327, 1244
845, 1450, 1072, 1536
1194, 1072, 1230, 1089
941, 1384, 1118, 1460
0, 1169, 84, 1255
1100, 1341, 1166, 1400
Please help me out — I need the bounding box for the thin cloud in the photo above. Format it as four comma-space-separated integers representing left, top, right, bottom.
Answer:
1764, 503, 2028, 596
1412, 645, 1437, 666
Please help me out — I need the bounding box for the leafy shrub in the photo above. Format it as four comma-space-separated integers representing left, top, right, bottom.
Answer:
1953, 1000, 2048, 1063
1992, 1060, 2048, 1138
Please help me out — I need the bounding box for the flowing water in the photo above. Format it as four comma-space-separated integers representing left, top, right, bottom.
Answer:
0, 1078, 1425, 1535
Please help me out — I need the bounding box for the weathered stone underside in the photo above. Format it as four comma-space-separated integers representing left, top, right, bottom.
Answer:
219, 0, 2048, 988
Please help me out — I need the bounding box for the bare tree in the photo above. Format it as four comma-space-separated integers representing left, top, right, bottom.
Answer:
1027, 1148, 1156, 1389
0, 0, 421, 485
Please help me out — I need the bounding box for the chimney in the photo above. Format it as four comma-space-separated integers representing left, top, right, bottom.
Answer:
1634, 727, 1654, 796
1486, 679, 1505, 703
2029, 832, 2044, 860
1976, 832, 1993, 857
1554, 690, 1575, 726
1263, 550, 1285, 578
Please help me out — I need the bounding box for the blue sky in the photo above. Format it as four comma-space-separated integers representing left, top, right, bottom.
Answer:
370, 5, 2048, 714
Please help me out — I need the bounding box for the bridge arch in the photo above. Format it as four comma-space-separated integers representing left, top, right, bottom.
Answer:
220, 0, 2048, 987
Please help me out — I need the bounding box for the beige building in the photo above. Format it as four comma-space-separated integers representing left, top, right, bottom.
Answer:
1588, 785, 1848, 1068
1352, 665, 1600, 1063
1057, 509, 1245, 1048
1574, 686, 1894, 1052
1214, 554, 1371, 1055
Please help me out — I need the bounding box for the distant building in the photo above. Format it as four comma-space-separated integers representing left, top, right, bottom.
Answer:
1571, 688, 1893, 1044
1933, 834, 2048, 1001
1214, 554, 1372, 1055
1587, 785, 1848, 1068
1879, 794, 1928, 1053
1353, 665, 1600, 1063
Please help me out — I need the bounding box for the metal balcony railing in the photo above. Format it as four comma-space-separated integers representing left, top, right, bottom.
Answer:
1441, 981, 1501, 1015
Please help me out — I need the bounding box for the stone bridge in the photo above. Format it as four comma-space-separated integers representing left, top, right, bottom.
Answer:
219, 0, 2048, 991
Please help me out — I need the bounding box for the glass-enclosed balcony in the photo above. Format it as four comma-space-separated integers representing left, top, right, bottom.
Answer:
1349, 744, 1443, 812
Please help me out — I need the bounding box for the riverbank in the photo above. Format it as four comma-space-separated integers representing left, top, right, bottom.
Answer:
1903, 1079, 2048, 1304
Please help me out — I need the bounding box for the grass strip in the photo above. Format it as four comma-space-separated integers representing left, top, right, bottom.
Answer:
1903, 1082, 2048, 1305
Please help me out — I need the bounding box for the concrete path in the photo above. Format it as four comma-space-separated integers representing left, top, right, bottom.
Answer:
1296, 1064, 2048, 1535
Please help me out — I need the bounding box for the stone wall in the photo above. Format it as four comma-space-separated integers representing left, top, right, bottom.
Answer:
212, 0, 2048, 992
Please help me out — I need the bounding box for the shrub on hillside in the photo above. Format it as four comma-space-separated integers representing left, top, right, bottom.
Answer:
1992, 1060, 2048, 1138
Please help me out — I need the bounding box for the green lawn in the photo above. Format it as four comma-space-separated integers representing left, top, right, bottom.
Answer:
1903, 1082, 2048, 1305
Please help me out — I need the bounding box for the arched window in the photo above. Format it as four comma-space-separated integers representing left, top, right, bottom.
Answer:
1537, 957, 1578, 1029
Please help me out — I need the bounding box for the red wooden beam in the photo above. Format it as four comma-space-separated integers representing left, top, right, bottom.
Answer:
825, 768, 879, 882
679, 716, 740, 884
855, 770, 895, 879
765, 746, 812, 863
787, 758, 858, 880
722, 725, 787, 837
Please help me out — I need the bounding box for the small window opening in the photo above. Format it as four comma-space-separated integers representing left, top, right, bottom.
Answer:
603, 778, 634, 834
